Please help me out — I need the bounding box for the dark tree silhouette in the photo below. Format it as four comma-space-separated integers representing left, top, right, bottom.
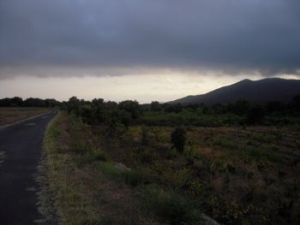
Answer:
171, 127, 186, 153
246, 105, 265, 125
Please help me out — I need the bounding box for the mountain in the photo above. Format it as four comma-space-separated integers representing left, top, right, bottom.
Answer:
169, 78, 300, 105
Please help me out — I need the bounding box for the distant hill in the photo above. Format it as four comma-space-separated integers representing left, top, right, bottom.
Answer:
169, 78, 300, 105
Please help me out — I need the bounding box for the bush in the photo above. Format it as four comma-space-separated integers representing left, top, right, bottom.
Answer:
144, 187, 199, 225
82, 151, 107, 163
123, 169, 153, 187
246, 105, 265, 125
171, 127, 186, 153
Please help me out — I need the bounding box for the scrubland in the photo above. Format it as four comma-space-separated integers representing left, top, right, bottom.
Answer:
44, 110, 300, 225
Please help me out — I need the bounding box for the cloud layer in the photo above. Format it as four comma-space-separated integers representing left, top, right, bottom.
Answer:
1, 0, 300, 79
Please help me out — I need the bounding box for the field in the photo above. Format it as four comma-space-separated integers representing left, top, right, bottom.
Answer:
44, 112, 300, 225
0, 107, 50, 126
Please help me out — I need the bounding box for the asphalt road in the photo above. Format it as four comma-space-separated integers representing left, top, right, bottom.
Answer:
0, 111, 58, 225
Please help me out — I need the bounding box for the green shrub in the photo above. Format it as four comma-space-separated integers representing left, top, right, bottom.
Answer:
171, 127, 186, 153
163, 167, 192, 189
100, 162, 122, 176
144, 187, 199, 225
139, 148, 159, 164
82, 151, 107, 163
123, 169, 153, 187
188, 178, 205, 197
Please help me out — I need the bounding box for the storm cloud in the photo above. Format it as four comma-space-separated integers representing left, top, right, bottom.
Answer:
1, 0, 300, 79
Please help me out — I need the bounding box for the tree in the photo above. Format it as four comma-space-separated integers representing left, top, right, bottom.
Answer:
290, 95, 300, 113
164, 103, 182, 113
171, 127, 186, 153
150, 101, 162, 111
92, 98, 104, 108
119, 100, 141, 120
11, 97, 23, 107
80, 104, 93, 124
23, 97, 45, 107
230, 99, 250, 115
67, 96, 80, 115
0, 98, 12, 107
246, 104, 265, 125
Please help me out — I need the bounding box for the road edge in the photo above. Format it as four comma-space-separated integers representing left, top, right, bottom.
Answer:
35, 111, 60, 225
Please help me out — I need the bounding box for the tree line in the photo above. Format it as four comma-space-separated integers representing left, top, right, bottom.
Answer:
63, 96, 300, 127
0, 97, 60, 108
1, 95, 300, 126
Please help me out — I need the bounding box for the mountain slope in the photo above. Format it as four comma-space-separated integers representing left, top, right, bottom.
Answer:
170, 78, 300, 105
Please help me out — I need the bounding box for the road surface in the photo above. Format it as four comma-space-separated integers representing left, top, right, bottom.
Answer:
0, 111, 57, 225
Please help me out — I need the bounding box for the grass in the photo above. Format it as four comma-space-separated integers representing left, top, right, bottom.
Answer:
43, 113, 162, 225
42, 111, 300, 224
143, 187, 200, 225
122, 169, 153, 187
0, 107, 50, 126
96, 124, 300, 225
42, 113, 101, 224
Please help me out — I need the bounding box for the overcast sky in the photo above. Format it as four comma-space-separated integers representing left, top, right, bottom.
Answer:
1, 0, 300, 103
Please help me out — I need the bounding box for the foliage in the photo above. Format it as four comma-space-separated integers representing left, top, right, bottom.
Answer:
144, 187, 199, 225
2, 94, 300, 126
246, 104, 265, 125
44, 113, 159, 225
0, 96, 60, 108
171, 127, 186, 153
122, 169, 153, 187
45, 109, 300, 225
36, 93, 300, 225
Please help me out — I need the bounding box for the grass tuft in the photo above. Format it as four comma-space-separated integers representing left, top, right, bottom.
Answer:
143, 187, 200, 225
123, 169, 153, 187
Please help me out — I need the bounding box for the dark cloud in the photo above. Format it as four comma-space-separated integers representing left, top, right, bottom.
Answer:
1, 0, 300, 79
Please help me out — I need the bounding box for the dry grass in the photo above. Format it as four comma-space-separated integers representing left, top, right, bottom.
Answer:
43, 113, 162, 225
0, 107, 49, 126
95, 124, 300, 225
43, 112, 300, 224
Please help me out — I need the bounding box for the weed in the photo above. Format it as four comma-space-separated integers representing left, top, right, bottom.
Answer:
100, 162, 122, 177
184, 142, 200, 165
214, 139, 236, 150
81, 150, 107, 164
44, 111, 300, 225
123, 169, 153, 187
141, 126, 149, 145
188, 178, 205, 197
227, 163, 236, 174
138, 148, 159, 164
246, 171, 254, 179
214, 160, 226, 173
143, 187, 200, 225
163, 167, 193, 190
166, 148, 177, 159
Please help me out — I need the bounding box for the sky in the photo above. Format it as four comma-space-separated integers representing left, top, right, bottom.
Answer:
1, 0, 300, 103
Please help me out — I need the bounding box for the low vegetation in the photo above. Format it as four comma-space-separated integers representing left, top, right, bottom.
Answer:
0, 96, 60, 126
0, 107, 50, 126
43, 113, 162, 225
40, 96, 300, 225
3, 95, 299, 224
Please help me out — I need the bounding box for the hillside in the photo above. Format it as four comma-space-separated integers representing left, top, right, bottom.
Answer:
170, 78, 300, 105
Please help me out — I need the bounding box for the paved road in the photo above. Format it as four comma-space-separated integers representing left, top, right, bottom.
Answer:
0, 111, 57, 225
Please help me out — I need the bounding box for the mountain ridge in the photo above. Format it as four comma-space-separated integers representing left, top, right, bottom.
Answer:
169, 78, 300, 105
